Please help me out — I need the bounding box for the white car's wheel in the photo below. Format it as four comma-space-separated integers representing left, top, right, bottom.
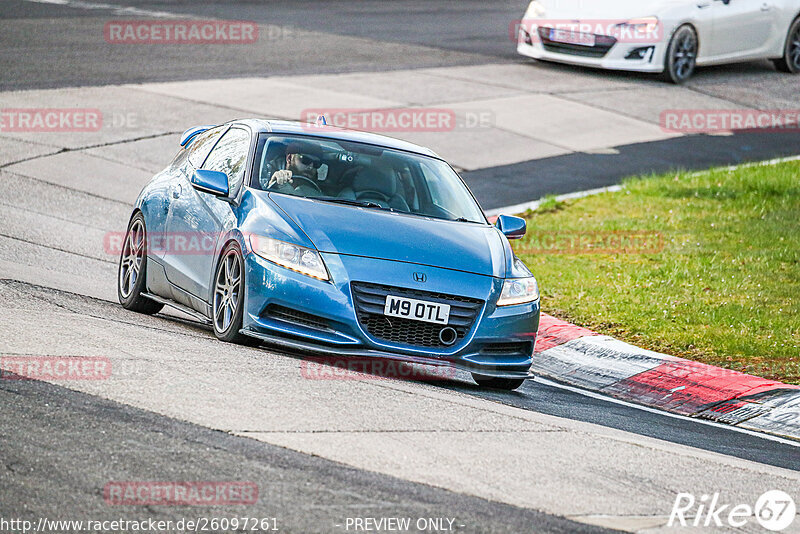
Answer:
663, 25, 698, 84
773, 17, 800, 74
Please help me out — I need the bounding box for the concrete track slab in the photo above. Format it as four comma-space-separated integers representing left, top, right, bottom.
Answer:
5, 150, 152, 204
283, 70, 526, 106
419, 63, 654, 94
0, 86, 238, 149
400, 127, 568, 171
129, 78, 402, 120
0, 135, 60, 167
562, 87, 748, 126
0, 203, 110, 262
448, 94, 678, 153
84, 134, 177, 175
0, 170, 130, 230
0, 238, 116, 301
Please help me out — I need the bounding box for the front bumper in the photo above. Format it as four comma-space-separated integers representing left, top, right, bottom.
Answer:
241, 251, 540, 379
516, 26, 666, 73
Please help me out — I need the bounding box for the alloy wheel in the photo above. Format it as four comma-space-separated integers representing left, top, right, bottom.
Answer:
213, 249, 242, 333
790, 25, 800, 70
672, 29, 697, 82
118, 219, 145, 299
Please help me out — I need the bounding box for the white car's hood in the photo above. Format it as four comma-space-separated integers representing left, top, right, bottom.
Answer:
533, 0, 685, 19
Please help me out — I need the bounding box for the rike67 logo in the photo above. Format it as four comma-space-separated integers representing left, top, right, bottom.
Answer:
669, 490, 796, 531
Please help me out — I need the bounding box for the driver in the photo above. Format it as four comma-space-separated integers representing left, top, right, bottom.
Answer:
266, 141, 328, 195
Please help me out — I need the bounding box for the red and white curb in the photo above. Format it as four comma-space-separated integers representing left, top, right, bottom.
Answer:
533, 314, 800, 441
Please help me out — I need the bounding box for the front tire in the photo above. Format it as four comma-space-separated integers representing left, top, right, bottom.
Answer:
472, 373, 526, 391
772, 17, 800, 74
118, 212, 163, 314
663, 25, 698, 84
212, 242, 251, 344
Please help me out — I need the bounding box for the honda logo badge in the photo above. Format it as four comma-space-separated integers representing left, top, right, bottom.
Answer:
413, 272, 427, 283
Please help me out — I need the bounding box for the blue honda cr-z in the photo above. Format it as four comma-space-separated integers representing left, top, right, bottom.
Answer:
118, 119, 540, 390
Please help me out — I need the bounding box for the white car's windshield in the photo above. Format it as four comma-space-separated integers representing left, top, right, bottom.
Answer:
253, 134, 486, 224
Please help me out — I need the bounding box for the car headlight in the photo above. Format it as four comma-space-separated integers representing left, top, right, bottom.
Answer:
497, 277, 539, 306
249, 235, 329, 281
615, 16, 660, 36
526, 0, 546, 17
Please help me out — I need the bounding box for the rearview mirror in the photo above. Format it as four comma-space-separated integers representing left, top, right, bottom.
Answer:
191, 170, 229, 197
495, 214, 526, 239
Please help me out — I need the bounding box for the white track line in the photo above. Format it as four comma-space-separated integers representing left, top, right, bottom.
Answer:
23, 0, 191, 18
536, 377, 800, 448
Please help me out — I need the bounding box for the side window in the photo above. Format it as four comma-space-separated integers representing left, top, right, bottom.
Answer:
187, 126, 225, 168
202, 128, 251, 194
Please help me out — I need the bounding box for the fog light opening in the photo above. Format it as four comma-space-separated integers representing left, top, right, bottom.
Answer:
625, 46, 654, 61
439, 327, 458, 346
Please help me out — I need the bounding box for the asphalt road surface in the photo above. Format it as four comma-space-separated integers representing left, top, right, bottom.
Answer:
1, 1, 799, 532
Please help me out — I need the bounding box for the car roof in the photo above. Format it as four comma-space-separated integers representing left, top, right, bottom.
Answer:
233, 118, 442, 159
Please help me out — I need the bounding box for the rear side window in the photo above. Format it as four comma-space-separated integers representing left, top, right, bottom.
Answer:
202, 128, 251, 195
187, 126, 225, 168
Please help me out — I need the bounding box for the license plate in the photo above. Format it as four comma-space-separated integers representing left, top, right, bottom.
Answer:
549, 28, 595, 47
384, 295, 450, 325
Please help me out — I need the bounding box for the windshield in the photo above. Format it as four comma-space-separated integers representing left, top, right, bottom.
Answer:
251, 134, 486, 224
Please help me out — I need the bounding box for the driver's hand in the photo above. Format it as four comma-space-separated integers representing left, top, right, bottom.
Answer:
268, 169, 293, 188
317, 164, 328, 182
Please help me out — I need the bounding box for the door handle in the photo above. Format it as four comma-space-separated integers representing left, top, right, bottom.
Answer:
697, 1, 711, 8
760, 3, 771, 10
172, 183, 182, 199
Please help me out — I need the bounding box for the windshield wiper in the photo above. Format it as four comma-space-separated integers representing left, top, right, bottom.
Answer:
316, 197, 395, 211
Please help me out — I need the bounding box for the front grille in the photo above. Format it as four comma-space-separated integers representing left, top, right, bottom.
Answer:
264, 305, 330, 331
537, 27, 616, 58
481, 342, 532, 356
351, 282, 484, 349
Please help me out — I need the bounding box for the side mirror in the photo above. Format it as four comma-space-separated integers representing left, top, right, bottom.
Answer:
495, 214, 526, 239
191, 170, 229, 197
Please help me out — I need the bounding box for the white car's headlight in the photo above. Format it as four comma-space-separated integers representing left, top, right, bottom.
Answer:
526, 0, 546, 17
497, 277, 539, 306
249, 235, 329, 281
616, 16, 660, 36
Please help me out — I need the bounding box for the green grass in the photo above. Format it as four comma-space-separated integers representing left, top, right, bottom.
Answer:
515, 160, 800, 384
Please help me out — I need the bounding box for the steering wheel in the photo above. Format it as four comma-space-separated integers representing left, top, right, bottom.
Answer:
291, 175, 322, 193
356, 190, 391, 207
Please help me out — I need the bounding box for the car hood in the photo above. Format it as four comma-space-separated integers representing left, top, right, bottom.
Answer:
536, 0, 681, 19
269, 194, 507, 277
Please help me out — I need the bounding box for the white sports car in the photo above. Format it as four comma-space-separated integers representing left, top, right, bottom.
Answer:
516, 0, 800, 82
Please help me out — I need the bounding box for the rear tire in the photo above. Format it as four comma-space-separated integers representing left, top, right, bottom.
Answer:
662, 24, 698, 84
472, 373, 526, 391
772, 17, 800, 73
117, 212, 163, 315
